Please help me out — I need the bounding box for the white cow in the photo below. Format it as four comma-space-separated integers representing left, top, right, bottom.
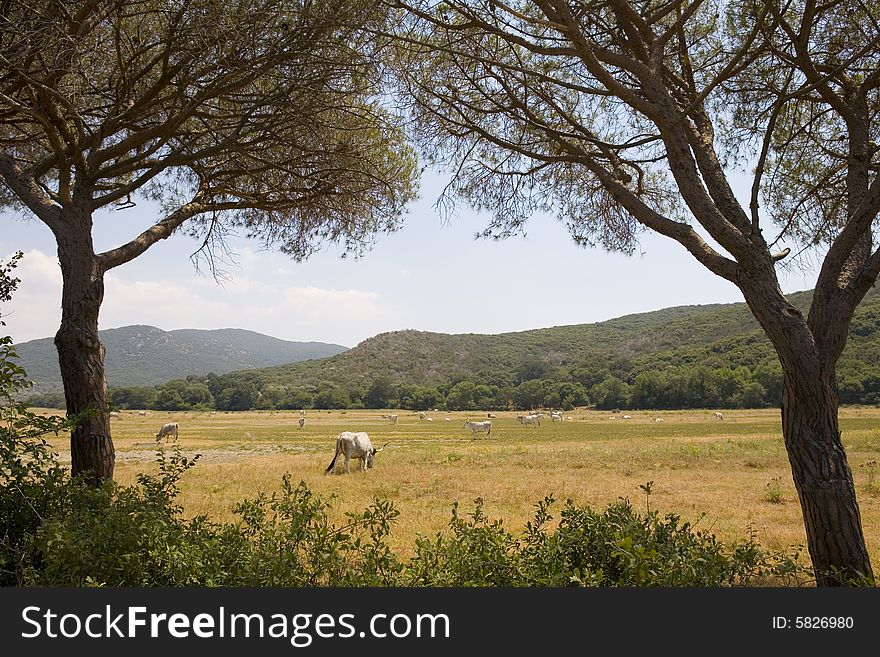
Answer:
464, 420, 492, 439
155, 422, 179, 443
714, 412, 724, 421
550, 411, 562, 421
325, 431, 388, 474
622, 415, 632, 420
137, 410, 149, 417
518, 414, 541, 426
487, 413, 497, 418
388, 414, 398, 425
418, 411, 427, 420
109, 411, 120, 418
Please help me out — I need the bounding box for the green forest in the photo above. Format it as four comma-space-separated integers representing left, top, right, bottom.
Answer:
25, 287, 880, 413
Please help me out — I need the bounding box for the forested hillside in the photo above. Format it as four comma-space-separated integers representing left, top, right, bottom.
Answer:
68, 287, 880, 412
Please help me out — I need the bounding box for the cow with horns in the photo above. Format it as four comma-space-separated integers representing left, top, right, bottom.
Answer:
325, 431, 389, 474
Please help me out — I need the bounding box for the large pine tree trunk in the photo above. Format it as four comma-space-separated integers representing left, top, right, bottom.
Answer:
780, 368, 872, 585
741, 279, 873, 586
54, 215, 114, 485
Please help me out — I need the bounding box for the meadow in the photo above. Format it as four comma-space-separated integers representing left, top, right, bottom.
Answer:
51, 407, 880, 564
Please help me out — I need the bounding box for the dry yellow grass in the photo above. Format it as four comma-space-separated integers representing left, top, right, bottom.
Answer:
46, 407, 880, 563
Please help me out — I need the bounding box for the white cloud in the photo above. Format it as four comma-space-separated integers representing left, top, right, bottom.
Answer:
101, 276, 236, 332
2, 249, 62, 343
8, 249, 62, 288
95, 273, 389, 346
234, 284, 385, 345
1, 244, 396, 346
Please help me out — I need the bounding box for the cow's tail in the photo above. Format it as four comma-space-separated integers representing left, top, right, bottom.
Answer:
325, 445, 341, 474
487, 425, 491, 438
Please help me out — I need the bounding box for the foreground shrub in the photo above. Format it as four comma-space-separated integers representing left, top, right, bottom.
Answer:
405, 495, 805, 586
0, 337, 72, 586
16, 448, 403, 587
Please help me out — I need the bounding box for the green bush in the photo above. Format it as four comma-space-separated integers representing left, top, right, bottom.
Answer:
0, 317, 73, 583
404, 495, 804, 587
15, 448, 404, 587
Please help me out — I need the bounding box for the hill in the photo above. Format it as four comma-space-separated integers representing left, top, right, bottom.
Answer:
196, 286, 880, 410
23, 286, 880, 411
14, 325, 348, 393
249, 290, 807, 389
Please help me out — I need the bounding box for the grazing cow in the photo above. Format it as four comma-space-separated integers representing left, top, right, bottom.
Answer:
155, 422, 179, 443
109, 411, 120, 418
298, 417, 305, 429
418, 411, 426, 420
426, 417, 434, 421
550, 411, 562, 421
517, 414, 541, 426
487, 413, 497, 418
464, 420, 492, 439
654, 417, 664, 423
137, 410, 149, 417
445, 417, 452, 422
714, 412, 724, 421
622, 415, 632, 420
388, 414, 398, 425
325, 431, 388, 474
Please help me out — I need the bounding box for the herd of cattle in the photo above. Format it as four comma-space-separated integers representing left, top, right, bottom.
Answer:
112, 408, 727, 474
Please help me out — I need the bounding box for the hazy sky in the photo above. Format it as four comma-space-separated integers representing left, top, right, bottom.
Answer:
1, 168, 821, 348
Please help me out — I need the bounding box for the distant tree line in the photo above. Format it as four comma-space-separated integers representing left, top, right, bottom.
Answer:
24, 356, 880, 412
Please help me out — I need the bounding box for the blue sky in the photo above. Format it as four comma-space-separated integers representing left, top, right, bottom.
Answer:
1, 169, 821, 348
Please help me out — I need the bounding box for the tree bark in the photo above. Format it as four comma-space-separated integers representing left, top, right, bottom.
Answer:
780, 369, 872, 585
738, 275, 873, 585
53, 209, 114, 485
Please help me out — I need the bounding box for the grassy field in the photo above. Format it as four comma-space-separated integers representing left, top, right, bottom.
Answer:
48, 407, 880, 564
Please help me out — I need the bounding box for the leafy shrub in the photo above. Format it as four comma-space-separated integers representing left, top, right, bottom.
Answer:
17, 448, 403, 587
0, 334, 73, 585
404, 495, 804, 587
230, 476, 402, 586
